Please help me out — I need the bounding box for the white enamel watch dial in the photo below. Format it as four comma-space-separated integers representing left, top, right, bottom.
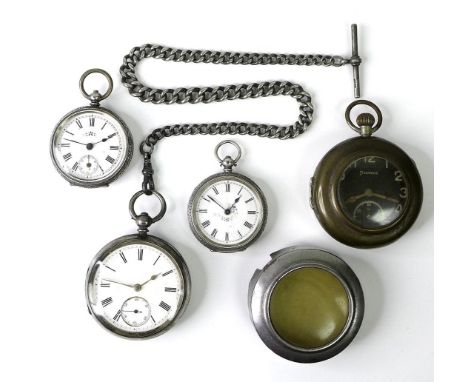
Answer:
51, 107, 133, 187
51, 69, 133, 187
188, 173, 267, 252
86, 235, 190, 338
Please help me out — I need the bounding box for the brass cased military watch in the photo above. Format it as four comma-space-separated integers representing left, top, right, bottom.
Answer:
310, 100, 423, 248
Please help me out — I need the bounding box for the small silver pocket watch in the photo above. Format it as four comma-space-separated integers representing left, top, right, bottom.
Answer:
50, 69, 133, 187
188, 140, 268, 253
86, 190, 190, 338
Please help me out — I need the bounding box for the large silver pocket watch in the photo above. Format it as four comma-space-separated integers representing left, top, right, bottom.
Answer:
188, 140, 268, 253
50, 69, 133, 187
86, 190, 191, 338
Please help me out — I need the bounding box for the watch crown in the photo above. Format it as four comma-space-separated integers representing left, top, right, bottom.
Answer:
356, 113, 375, 137
89, 90, 102, 106
221, 155, 236, 172
135, 212, 151, 237
356, 113, 375, 128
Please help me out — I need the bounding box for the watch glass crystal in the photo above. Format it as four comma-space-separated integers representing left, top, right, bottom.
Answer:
193, 178, 264, 247
338, 156, 408, 228
52, 109, 129, 184
87, 242, 186, 337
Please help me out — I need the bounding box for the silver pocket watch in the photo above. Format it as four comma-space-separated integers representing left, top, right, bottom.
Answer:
86, 190, 190, 338
188, 140, 268, 253
50, 69, 133, 187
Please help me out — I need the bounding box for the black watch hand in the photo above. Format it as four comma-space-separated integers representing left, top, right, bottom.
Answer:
230, 195, 242, 209
63, 138, 86, 145
208, 195, 227, 211
94, 133, 117, 145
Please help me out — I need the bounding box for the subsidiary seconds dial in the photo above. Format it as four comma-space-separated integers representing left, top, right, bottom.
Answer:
310, 100, 423, 248
338, 156, 408, 228
51, 108, 132, 187
50, 69, 133, 187
86, 235, 190, 338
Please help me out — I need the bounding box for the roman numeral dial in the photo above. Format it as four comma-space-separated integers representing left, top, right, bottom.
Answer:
101, 297, 113, 307
191, 177, 266, 248
52, 109, 129, 185
86, 242, 186, 337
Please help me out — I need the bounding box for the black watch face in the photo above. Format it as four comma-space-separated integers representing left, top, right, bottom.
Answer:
338, 156, 408, 229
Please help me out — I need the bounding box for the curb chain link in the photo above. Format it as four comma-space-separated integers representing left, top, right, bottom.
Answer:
121, 44, 350, 148
120, 44, 350, 193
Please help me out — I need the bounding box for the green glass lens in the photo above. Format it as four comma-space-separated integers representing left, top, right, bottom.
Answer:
269, 267, 350, 349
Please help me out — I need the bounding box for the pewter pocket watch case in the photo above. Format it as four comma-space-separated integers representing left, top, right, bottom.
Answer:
249, 247, 364, 363
187, 140, 268, 253
50, 69, 133, 188
310, 100, 423, 248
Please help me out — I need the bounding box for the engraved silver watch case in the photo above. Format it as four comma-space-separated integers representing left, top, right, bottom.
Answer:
50, 69, 133, 188
248, 247, 365, 363
188, 140, 268, 253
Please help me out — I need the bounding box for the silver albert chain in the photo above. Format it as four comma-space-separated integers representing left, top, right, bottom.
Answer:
120, 24, 362, 232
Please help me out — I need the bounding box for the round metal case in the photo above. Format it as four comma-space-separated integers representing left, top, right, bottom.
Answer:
310, 101, 423, 248
248, 247, 364, 363
51, 106, 133, 187
50, 69, 133, 188
187, 140, 268, 253
85, 234, 190, 339
188, 172, 268, 252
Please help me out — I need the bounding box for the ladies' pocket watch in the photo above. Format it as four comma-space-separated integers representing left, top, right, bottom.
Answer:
310, 100, 423, 248
188, 140, 268, 253
86, 190, 190, 338
50, 69, 133, 187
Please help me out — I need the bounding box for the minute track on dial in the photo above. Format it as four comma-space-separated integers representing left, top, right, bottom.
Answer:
52, 110, 129, 184
188, 141, 268, 253
195, 179, 261, 244
86, 236, 190, 338
50, 69, 133, 188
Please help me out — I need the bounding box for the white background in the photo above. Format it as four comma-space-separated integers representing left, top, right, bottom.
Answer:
0, 1, 439, 381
